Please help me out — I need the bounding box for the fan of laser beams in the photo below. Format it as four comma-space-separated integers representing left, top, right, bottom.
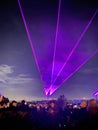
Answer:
50, 9, 98, 95
18, 0, 98, 96
18, 0, 60, 93
46, 2, 98, 94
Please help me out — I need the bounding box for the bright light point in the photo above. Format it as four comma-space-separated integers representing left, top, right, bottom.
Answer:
44, 87, 51, 96
49, 86, 58, 95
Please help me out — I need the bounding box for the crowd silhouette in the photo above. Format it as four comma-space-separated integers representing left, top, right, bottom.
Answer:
0, 94, 98, 130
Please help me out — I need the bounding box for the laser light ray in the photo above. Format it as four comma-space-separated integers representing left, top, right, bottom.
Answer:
50, 9, 98, 90
94, 91, 98, 96
50, 50, 98, 95
18, 0, 98, 97
18, 0, 59, 96
51, 0, 61, 84
18, 0, 40, 73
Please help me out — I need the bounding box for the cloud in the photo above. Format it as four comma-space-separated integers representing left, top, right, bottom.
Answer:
7, 76, 33, 85
0, 65, 14, 83
0, 64, 36, 86
0, 64, 13, 74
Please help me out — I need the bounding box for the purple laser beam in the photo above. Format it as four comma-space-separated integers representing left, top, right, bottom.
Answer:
94, 91, 98, 96
50, 50, 98, 95
50, 9, 98, 90
94, 92, 98, 96
51, 0, 61, 84
18, 0, 40, 73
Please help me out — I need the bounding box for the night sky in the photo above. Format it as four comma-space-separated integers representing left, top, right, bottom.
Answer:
0, 0, 98, 100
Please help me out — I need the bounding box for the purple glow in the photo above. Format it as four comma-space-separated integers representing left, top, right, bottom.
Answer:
18, 0, 40, 73
50, 32, 98, 93
18, 0, 98, 96
51, 0, 61, 84
50, 9, 98, 89
50, 50, 98, 95
50, 9, 98, 95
